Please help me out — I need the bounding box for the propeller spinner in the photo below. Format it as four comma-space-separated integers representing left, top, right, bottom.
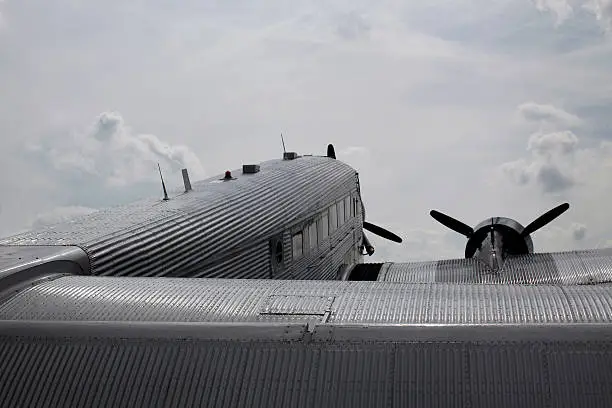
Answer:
430, 203, 570, 269
327, 143, 402, 254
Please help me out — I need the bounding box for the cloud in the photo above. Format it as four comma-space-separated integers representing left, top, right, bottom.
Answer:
502, 104, 586, 194
536, 162, 576, 192
501, 103, 612, 201
502, 129, 581, 193
531, 0, 612, 29
500, 159, 532, 186
335, 12, 371, 41
527, 130, 580, 155
571, 222, 587, 240
2, 1, 612, 259
33, 112, 205, 188
501, 157, 576, 193
583, 0, 612, 28
518, 102, 582, 128
532, 0, 574, 25
31, 206, 98, 230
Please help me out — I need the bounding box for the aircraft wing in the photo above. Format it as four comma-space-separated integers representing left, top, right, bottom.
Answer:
2, 245, 612, 406
374, 248, 612, 284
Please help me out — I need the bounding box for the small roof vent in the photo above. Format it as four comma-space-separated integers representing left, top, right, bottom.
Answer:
283, 152, 299, 160
242, 164, 260, 174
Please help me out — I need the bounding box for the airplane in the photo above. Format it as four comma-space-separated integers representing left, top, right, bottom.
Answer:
0, 144, 401, 280
1, 144, 612, 407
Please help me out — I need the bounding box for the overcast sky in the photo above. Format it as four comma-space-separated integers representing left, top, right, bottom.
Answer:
1, 0, 612, 262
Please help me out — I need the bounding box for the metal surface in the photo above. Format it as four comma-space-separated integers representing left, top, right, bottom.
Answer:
1, 321, 612, 407
0, 156, 361, 279
2, 275, 612, 406
377, 247, 612, 284
0, 245, 89, 301
4, 276, 612, 324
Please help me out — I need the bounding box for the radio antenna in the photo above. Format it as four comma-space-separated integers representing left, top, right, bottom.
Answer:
157, 163, 169, 201
281, 133, 287, 154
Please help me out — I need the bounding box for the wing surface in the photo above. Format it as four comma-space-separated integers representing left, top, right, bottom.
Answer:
3, 247, 612, 405
377, 248, 612, 284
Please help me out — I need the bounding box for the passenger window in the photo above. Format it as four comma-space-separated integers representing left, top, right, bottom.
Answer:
337, 200, 345, 226
309, 222, 317, 249
329, 204, 337, 232
321, 213, 329, 240
302, 227, 309, 255
292, 232, 303, 259
345, 196, 351, 220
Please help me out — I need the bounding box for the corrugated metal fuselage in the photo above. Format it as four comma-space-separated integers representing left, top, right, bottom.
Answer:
0, 156, 364, 279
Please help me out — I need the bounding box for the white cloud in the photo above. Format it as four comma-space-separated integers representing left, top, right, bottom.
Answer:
503, 104, 585, 194
499, 101, 612, 252
1, 1, 612, 260
530, 0, 612, 29
528, 130, 580, 155
518, 102, 582, 128
532, 0, 574, 25
583, 0, 612, 29
34, 112, 205, 188
501, 156, 576, 193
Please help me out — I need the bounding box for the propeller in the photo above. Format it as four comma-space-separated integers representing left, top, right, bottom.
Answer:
363, 221, 402, 243
326, 143, 402, 245
521, 202, 570, 237
429, 210, 474, 238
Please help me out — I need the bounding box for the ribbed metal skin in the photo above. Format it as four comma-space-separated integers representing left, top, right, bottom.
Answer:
378, 248, 612, 284
4, 276, 612, 324
260, 294, 335, 315
0, 156, 361, 279
2, 324, 612, 407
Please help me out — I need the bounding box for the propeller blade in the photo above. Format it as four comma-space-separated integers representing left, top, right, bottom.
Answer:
521, 202, 570, 236
363, 221, 402, 243
429, 210, 474, 238
327, 144, 336, 159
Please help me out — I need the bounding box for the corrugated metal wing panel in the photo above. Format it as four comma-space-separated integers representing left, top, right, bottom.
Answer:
329, 283, 574, 324
2, 323, 612, 407
260, 295, 334, 315
4, 277, 612, 324
379, 248, 612, 284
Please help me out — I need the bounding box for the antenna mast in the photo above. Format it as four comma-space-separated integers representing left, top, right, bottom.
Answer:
157, 163, 169, 201
281, 133, 287, 154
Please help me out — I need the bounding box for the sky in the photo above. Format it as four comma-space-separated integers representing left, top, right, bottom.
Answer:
1, 0, 612, 262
